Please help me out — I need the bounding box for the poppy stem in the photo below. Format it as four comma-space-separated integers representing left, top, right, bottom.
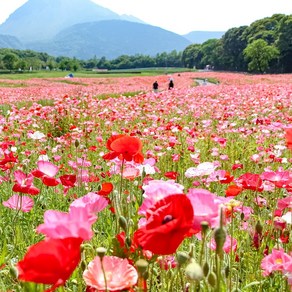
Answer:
100, 257, 108, 291
119, 159, 125, 215
228, 207, 234, 292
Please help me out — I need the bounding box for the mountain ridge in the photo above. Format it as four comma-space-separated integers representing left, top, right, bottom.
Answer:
0, 0, 224, 59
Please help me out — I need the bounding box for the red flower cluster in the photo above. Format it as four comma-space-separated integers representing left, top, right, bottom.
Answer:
285, 128, 292, 150
17, 237, 82, 291
103, 135, 144, 163
237, 173, 264, 192
134, 195, 194, 255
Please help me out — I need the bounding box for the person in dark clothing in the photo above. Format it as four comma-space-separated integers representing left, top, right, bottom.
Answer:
153, 81, 159, 92
168, 79, 174, 90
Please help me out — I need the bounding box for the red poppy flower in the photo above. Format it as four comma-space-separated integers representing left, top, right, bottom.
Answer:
12, 170, 40, 196
103, 135, 144, 163
134, 194, 194, 255
237, 173, 264, 192
232, 163, 243, 170
98, 182, 113, 196
0, 152, 18, 170
219, 171, 234, 184
285, 128, 292, 150
17, 237, 82, 291
59, 174, 76, 187
164, 171, 179, 180
225, 184, 243, 197
31, 161, 59, 187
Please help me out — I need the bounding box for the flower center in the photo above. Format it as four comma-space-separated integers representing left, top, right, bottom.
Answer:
162, 215, 174, 224
275, 258, 283, 265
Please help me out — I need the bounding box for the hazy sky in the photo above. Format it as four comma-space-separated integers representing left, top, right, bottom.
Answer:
0, 0, 291, 34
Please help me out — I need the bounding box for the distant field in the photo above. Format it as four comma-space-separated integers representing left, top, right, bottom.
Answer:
0, 67, 193, 80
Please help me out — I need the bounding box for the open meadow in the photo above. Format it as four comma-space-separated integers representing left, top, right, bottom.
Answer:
0, 71, 291, 291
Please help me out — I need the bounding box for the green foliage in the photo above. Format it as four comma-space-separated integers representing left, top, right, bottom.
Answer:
276, 15, 292, 72
37, 99, 54, 107
2, 53, 19, 71
95, 91, 144, 100
244, 39, 280, 73
44, 114, 75, 137
0, 104, 11, 117
182, 13, 291, 73
182, 44, 202, 68
221, 26, 248, 71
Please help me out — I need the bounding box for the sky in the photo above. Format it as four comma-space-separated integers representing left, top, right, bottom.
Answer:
0, 0, 291, 35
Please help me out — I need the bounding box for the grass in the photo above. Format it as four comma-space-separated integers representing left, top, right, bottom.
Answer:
0, 81, 27, 87
95, 91, 145, 100
0, 68, 194, 80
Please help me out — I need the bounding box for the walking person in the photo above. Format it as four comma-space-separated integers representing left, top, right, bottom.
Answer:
168, 79, 174, 90
153, 81, 159, 92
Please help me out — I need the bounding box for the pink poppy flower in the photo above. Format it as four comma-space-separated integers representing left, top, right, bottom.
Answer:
261, 248, 292, 276
83, 256, 138, 291
138, 179, 184, 215
12, 170, 40, 195
32, 161, 59, 187
283, 260, 292, 286
70, 192, 108, 217
68, 158, 92, 170
36, 207, 97, 240
157, 255, 177, 270
122, 167, 140, 179
187, 188, 220, 232
277, 196, 292, 211
185, 162, 218, 178
261, 170, 291, 188
3, 194, 34, 212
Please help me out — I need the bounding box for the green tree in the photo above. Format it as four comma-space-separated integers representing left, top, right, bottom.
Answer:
221, 26, 248, 71
199, 39, 220, 69
2, 53, 19, 71
16, 59, 27, 71
243, 14, 285, 45
244, 39, 279, 73
276, 15, 292, 73
182, 44, 202, 69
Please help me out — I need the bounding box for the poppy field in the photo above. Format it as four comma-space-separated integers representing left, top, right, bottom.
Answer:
0, 72, 292, 292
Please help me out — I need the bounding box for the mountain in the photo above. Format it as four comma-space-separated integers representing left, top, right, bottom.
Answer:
0, 0, 191, 59
0, 34, 24, 49
184, 31, 225, 44
28, 20, 191, 59
0, 0, 124, 42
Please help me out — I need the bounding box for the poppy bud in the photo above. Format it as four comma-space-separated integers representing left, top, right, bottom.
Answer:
225, 265, 230, 278
96, 247, 107, 259
176, 251, 189, 266
207, 272, 217, 287
119, 216, 128, 232
136, 259, 148, 275
74, 139, 79, 148
125, 237, 132, 248
255, 221, 263, 234
214, 228, 226, 255
185, 262, 204, 282
203, 262, 209, 277
9, 265, 18, 279
80, 260, 87, 271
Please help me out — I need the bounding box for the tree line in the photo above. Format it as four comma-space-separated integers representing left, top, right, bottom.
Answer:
0, 14, 291, 74
183, 14, 292, 73
0, 49, 183, 73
